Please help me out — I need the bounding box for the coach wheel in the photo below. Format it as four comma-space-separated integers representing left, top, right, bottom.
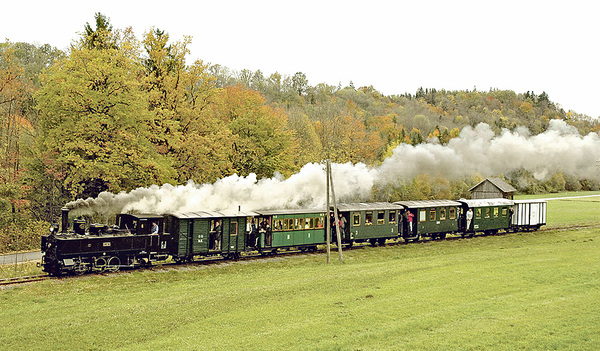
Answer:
107, 256, 121, 272
378, 238, 386, 246
439, 233, 447, 240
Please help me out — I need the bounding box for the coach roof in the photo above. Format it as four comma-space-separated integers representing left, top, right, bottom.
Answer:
394, 200, 461, 208
336, 202, 404, 211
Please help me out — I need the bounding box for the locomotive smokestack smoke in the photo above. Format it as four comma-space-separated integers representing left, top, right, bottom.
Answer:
66, 120, 599, 217
66, 163, 376, 217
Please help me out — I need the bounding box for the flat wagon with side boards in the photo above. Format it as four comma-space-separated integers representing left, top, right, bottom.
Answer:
511, 199, 547, 231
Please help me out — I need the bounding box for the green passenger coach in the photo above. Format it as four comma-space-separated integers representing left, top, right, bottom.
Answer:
457, 198, 513, 235
394, 200, 461, 241
336, 202, 403, 246
166, 211, 252, 261
254, 209, 326, 251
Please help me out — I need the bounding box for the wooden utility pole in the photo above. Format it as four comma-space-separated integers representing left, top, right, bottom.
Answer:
328, 162, 343, 263
326, 160, 331, 264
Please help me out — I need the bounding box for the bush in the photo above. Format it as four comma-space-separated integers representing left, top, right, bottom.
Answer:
0, 219, 49, 253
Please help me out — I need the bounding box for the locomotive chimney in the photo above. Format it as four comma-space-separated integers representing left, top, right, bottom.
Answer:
61, 207, 70, 233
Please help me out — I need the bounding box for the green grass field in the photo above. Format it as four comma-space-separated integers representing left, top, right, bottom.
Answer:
1, 195, 599, 350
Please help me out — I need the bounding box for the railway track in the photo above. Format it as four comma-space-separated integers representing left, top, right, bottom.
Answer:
0, 274, 51, 287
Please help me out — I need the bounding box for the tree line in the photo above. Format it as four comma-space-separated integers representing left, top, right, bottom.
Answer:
1, 13, 599, 252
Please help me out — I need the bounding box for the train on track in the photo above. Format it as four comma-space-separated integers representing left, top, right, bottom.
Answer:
41, 198, 547, 276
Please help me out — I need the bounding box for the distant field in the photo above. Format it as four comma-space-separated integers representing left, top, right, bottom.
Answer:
516, 190, 600, 200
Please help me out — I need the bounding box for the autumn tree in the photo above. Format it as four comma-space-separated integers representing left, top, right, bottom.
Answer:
315, 106, 384, 163
292, 72, 308, 96
0, 42, 32, 225
0, 41, 49, 250
286, 106, 322, 166
142, 29, 230, 183
82, 12, 118, 50
33, 15, 174, 200
209, 85, 298, 178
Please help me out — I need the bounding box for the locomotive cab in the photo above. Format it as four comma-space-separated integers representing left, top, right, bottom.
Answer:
117, 214, 164, 235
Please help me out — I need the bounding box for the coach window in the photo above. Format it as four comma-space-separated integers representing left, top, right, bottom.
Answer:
485, 208, 491, 218
274, 219, 284, 231
440, 208, 447, 220
429, 209, 436, 221
475, 208, 482, 219
294, 218, 302, 230
389, 210, 396, 224
365, 212, 373, 225
502, 208, 508, 217
353, 213, 361, 226
377, 211, 385, 225
449, 207, 456, 220
316, 217, 324, 228
419, 209, 427, 222
282, 218, 290, 231
304, 218, 311, 229
493, 207, 499, 218
230, 221, 238, 236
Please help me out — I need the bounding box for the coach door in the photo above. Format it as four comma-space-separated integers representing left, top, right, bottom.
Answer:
226, 219, 242, 253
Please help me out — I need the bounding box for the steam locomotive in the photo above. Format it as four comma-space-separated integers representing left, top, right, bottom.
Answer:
41, 199, 546, 276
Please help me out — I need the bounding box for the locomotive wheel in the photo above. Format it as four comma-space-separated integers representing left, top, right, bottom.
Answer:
94, 257, 107, 271
74, 261, 90, 275
107, 256, 121, 272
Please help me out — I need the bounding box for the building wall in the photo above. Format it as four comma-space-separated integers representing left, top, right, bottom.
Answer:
470, 180, 514, 199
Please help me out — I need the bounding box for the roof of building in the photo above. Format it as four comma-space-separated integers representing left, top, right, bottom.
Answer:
469, 177, 517, 193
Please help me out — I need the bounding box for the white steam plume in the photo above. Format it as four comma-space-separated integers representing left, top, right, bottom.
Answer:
67, 120, 599, 216
377, 119, 600, 184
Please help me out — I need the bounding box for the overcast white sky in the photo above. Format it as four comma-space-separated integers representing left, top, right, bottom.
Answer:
3, 0, 599, 118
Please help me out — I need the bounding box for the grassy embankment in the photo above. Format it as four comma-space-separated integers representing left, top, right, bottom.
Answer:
0, 195, 598, 350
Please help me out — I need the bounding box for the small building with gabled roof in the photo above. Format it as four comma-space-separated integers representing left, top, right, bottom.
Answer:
469, 177, 517, 200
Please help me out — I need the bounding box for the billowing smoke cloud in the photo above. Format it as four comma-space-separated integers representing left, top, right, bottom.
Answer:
377, 119, 600, 184
67, 120, 599, 216
67, 162, 377, 216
